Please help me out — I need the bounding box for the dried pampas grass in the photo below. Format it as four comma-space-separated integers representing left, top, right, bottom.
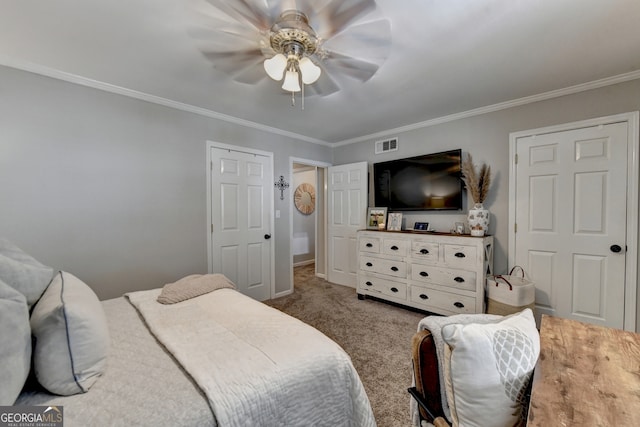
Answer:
461, 154, 491, 205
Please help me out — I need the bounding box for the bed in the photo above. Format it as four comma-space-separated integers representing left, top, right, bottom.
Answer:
1, 239, 375, 427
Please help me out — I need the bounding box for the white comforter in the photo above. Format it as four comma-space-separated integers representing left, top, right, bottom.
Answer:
127, 288, 376, 427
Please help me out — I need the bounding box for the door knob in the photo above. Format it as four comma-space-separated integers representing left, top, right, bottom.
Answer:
264, 234, 271, 240
610, 244, 623, 253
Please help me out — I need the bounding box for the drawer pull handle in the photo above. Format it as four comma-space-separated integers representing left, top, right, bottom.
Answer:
390, 287, 399, 293
454, 302, 465, 308
420, 249, 429, 255
366, 262, 373, 267
454, 252, 466, 258
365, 281, 373, 287
419, 294, 429, 300
390, 245, 399, 250
366, 243, 373, 248
454, 277, 465, 283
419, 271, 429, 277
390, 266, 399, 272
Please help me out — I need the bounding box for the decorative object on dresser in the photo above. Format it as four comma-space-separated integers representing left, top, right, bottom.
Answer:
367, 207, 388, 230
356, 230, 493, 315
460, 153, 492, 236
414, 222, 429, 231
387, 212, 403, 231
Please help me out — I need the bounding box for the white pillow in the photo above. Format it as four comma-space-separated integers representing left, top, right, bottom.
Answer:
30, 271, 110, 395
442, 309, 539, 427
0, 279, 31, 405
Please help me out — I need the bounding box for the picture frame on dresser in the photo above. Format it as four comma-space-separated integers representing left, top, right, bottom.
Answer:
367, 207, 388, 230
387, 212, 403, 231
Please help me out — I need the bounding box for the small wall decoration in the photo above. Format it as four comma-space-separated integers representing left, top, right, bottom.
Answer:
387, 212, 403, 231
274, 175, 290, 200
294, 183, 316, 214
367, 207, 388, 230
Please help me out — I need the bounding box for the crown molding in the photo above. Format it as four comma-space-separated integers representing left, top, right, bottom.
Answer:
2, 55, 639, 148
0, 55, 332, 147
334, 70, 640, 146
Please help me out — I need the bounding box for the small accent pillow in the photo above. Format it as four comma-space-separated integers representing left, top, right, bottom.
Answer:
442, 309, 539, 427
30, 271, 110, 396
0, 279, 31, 405
157, 273, 236, 304
0, 238, 54, 308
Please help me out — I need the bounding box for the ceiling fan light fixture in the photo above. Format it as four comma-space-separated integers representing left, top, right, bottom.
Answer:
298, 57, 321, 84
282, 70, 301, 92
264, 54, 287, 81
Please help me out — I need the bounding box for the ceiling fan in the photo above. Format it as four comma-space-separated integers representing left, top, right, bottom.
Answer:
188, 0, 391, 102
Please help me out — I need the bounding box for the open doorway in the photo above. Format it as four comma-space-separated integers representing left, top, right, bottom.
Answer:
290, 158, 330, 290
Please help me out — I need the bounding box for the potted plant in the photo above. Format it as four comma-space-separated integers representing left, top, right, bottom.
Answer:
461, 154, 491, 236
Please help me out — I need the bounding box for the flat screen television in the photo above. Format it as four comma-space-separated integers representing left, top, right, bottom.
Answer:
373, 149, 463, 211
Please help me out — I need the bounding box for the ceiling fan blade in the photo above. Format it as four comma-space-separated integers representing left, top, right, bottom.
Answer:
304, 69, 341, 96
320, 19, 391, 62
202, 49, 268, 84
320, 51, 381, 82
314, 0, 377, 39
200, 0, 271, 32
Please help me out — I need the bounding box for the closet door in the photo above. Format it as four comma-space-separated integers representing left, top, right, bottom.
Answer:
327, 162, 368, 287
511, 120, 631, 329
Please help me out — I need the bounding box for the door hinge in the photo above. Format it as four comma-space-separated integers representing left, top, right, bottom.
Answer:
211, 224, 214, 233
514, 223, 517, 233
515, 154, 518, 164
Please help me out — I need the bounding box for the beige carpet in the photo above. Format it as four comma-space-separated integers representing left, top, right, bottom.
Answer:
264, 264, 426, 427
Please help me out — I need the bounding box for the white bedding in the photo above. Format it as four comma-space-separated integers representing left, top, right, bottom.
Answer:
16, 297, 214, 426
127, 288, 376, 427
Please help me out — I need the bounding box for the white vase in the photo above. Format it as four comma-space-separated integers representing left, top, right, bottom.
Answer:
468, 203, 490, 236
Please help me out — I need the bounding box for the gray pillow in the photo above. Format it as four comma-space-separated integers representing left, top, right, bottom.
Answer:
0, 238, 54, 308
31, 271, 110, 396
0, 279, 32, 405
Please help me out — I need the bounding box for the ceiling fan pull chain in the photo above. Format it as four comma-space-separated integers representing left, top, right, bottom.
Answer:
291, 91, 295, 107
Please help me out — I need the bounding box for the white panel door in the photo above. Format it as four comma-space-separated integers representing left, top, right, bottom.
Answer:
327, 162, 368, 287
210, 146, 272, 301
513, 122, 628, 328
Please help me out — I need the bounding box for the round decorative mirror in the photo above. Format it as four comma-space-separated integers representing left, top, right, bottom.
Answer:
294, 183, 316, 214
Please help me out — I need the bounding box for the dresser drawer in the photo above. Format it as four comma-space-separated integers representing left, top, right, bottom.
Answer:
443, 244, 478, 267
409, 286, 476, 314
382, 238, 409, 257
411, 241, 439, 262
359, 255, 407, 278
359, 236, 381, 253
410, 264, 476, 292
358, 276, 407, 300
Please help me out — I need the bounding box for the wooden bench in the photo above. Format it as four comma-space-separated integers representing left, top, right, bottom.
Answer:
527, 315, 640, 426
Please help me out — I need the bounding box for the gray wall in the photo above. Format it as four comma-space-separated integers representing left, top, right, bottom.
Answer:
0, 65, 331, 300
332, 78, 640, 330
3, 62, 640, 329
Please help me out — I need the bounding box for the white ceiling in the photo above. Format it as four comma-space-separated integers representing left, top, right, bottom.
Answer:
1, 0, 640, 144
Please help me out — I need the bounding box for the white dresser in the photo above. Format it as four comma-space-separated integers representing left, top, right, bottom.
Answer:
356, 230, 493, 315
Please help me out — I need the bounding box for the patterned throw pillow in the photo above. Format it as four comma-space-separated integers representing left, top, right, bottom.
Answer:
442, 309, 539, 427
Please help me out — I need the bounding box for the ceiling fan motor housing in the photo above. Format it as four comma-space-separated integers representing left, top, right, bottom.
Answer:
269, 10, 318, 56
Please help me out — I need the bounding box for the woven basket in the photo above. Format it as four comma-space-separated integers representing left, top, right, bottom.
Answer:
486, 298, 535, 316
486, 266, 535, 316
